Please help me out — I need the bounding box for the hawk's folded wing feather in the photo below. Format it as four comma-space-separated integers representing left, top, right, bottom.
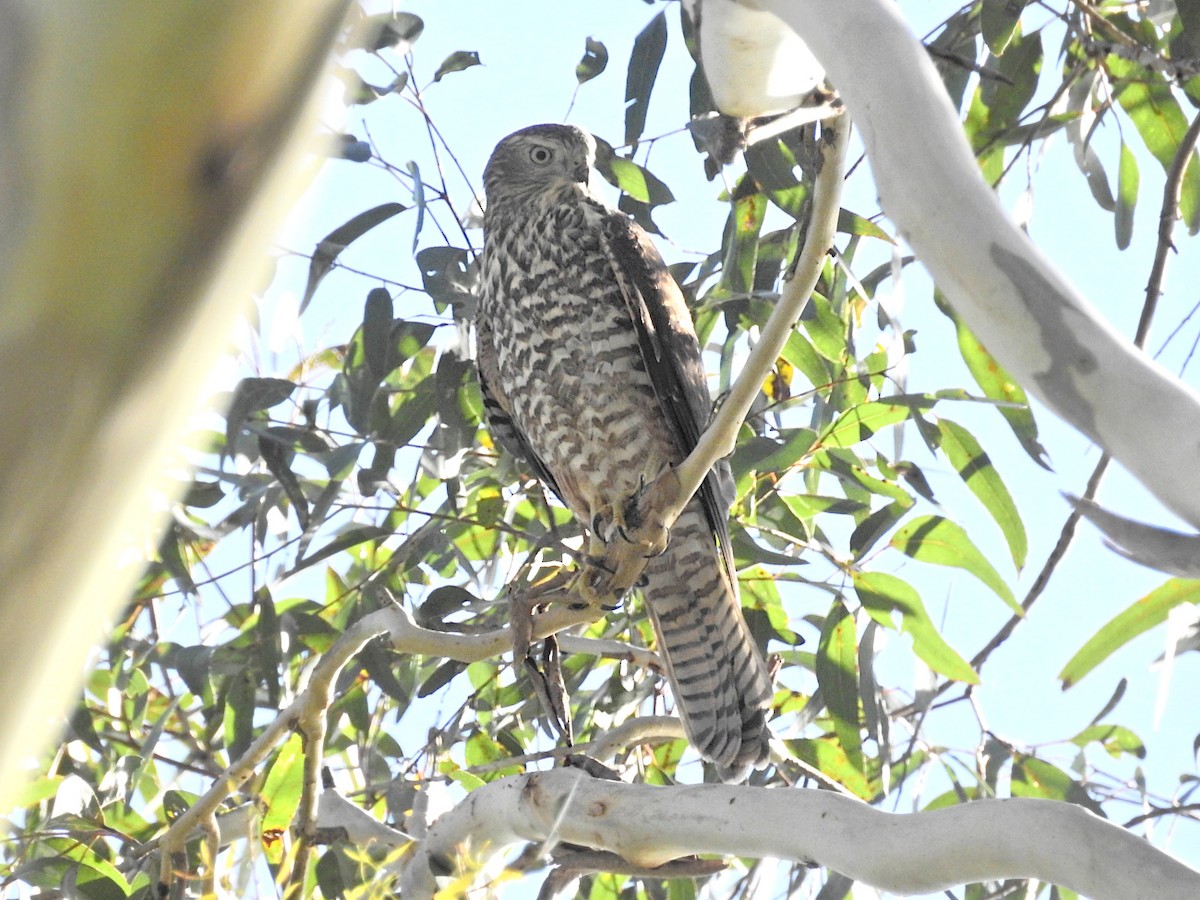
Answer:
599, 213, 737, 578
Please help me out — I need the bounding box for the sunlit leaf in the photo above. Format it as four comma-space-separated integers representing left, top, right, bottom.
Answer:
786, 737, 872, 799
1110, 56, 1200, 232
1115, 139, 1138, 250
852, 571, 979, 684
836, 209, 895, 243
1070, 724, 1146, 759
935, 292, 1049, 467
819, 402, 911, 449
800, 293, 847, 362
1060, 578, 1200, 687
937, 418, 1027, 569
816, 600, 863, 772
261, 734, 305, 833
720, 181, 765, 295
606, 157, 675, 206
890, 515, 1019, 614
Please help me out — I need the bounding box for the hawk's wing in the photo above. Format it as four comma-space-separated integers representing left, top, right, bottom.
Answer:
599, 212, 737, 578
475, 311, 565, 502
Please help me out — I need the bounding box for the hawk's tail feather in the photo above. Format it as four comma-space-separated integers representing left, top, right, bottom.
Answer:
642, 501, 773, 781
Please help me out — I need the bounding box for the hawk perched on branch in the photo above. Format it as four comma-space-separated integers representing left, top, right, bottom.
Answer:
476, 124, 773, 778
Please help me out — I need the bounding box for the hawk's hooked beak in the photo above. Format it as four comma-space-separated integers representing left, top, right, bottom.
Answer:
571, 161, 589, 184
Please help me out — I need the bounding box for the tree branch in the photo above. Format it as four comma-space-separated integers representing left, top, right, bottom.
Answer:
153, 599, 603, 889
756, 0, 1200, 530
657, 113, 849, 533
400, 769, 1200, 898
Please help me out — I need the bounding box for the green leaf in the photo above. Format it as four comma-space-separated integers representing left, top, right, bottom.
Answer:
261, 734, 305, 833
850, 498, 914, 557
981, 0, 1028, 54
1060, 578, 1200, 687
836, 209, 894, 243
300, 202, 405, 314
890, 515, 1019, 614
852, 571, 979, 684
937, 418, 1027, 569
980, 30, 1042, 134
786, 737, 872, 799
1115, 139, 1139, 250
1011, 756, 1103, 812
625, 11, 667, 146
779, 330, 831, 391
606, 157, 674, 206
362, 288, 394, 382
819, 402, 911, 449
935, 292, 1049, 467
432, 50, 481, 83
1110, 56, 1200, 232
408, 160, 425, 252
222, 668, 256, 762
416, 246, 474, 311
354, 12, 423, 53
464, 731, 521, 779
576, 36, 608, 84
1070, 724, 1146, 759
720, 181, 766, 295
781, 493, 868, 520
816, 600, 863, 772
800, 293, 847, 362
225, 377, 297, 452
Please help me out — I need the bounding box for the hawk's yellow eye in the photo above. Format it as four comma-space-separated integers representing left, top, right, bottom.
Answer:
528, 145, 553, 165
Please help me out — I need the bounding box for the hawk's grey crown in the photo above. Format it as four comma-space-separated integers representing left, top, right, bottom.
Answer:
482, 123, 595, 208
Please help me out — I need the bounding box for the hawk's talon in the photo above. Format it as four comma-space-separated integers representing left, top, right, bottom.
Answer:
643, 527, 670, 559
582, 555, 616, 575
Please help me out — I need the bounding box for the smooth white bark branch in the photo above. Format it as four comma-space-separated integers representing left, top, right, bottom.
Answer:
754, 0, 1200, 528
401, 769, 1200, 898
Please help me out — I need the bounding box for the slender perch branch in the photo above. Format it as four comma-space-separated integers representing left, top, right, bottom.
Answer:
649, 113, 850, 546
400, 769, 1200, 899
678, 114, 848, 510
153, 599, 604, 888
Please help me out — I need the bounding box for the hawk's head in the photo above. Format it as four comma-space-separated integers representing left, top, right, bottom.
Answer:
482, 124, 596, 209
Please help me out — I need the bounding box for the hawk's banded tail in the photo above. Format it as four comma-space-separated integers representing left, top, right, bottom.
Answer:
642, 500, 774, 780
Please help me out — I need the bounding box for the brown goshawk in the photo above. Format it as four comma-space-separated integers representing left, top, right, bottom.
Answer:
477, 124, 773, 779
